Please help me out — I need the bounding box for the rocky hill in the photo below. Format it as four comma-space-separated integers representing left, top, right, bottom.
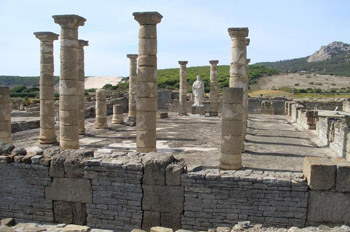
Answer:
258, 41, 350, 77
307, 41, 350, 62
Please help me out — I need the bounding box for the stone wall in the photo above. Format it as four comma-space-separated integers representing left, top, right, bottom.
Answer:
329, 119, 348, 158
301, 101, 343, 111
182, 168, 308, 230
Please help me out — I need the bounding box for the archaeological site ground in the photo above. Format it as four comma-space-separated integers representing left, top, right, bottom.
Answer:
1, 6, 350, 232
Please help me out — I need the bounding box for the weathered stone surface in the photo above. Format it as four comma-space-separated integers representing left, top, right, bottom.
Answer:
142, 211, 160, 231
143, 152, 174, 185
1, 218, 16, 227
54, 201, 87, 225
46, 178, 92, 203
166, 162, 184, 186
308, 191, 350, 224
142, 185, 184, 213
303, 156, 336, 190
63, 225, 90, 232
336, 163, 350, 192
160, 213, 181, 231
0, 226, 15, 232
150, 227, 173, 232
0, 143, 15, 155
11, 147, 26, 156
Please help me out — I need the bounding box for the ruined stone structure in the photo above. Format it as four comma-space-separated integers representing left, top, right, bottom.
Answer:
78, 40, 89, 135
178, 61, 188, 116
95, 89, 107, 129
0, 86, 11, 143
34, 32, 59, 144
112, 104, 124, 124
133, 12, 162, 153
127, 54, 138, 123
53, 14, 86, 149
220, 87, 244, 170
209, 60, 219, 116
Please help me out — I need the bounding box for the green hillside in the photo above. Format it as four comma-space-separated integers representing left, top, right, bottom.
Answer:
157, 64, 277, 93
0, 75, 59, 87
257, 51, 350, 76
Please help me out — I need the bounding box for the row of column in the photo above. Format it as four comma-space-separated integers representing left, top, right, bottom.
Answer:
178, 60, 219, 116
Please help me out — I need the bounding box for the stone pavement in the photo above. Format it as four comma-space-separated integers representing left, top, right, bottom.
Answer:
11, 113, 336, 172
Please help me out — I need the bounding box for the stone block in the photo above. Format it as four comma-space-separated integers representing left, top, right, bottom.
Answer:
303, 156, 336, 190
1, 218, 16, 226
191, 105, 205, 115
157, 112, 168, 119
336, 163, 350, 192
160, 212, 181, 230
308, 191, 350, 224
54, 201, 87, 225
142, 211, 160, 231
0, 142, 15, 155
63, 225, 90, 232
143, 185, 184, 213
46, 178, 92, 203
143, 152, 174, 185
150, 227, 173, 232
166, 162, 184, 186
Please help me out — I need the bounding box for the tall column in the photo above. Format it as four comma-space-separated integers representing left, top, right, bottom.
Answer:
127, 54, 138, 123
220, 87, 244, 170
53, 14, 86, 149
95, 89, 107, 129
178, 61, 188, 116
78, 40, 89, 135
133, 12, 162, 153
0, 86, 11, 143
209, 60, 219, 116
34, 32, 59, 144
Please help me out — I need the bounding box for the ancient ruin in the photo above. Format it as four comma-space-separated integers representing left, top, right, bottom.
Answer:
34, 32, 58, 144
127, 54, 138, 124
1, 8, 350, 232
178, 61, 188, 116
134, 12, 162, 153
53, 14, 86, 149
0, 86, 11, 143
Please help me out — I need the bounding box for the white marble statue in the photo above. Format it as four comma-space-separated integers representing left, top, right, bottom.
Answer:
192, 75, 205, 106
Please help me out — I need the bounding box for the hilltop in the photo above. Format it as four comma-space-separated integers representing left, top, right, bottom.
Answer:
258, 41, 350, 76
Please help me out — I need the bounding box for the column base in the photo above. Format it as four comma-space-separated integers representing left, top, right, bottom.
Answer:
112, 115, 124, 124
0, 137, 12, 143
125, 117, 136, 127
95, 123, 108, 129
39, 137, 57, 144
191, 105, 205, 115
219, 163, 242, 170
60, 140, 79, 150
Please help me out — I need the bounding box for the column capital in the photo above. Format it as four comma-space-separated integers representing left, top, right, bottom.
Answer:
34, 32, 59, 41
133, 12, 162, 25
127, 54, 138, 59
209, 60, 219, 65
178, 61, 188, 65
228, 27, 249, 38
78, 40, 89, 48
53, 14, 86, 29
245, 38, 250, 46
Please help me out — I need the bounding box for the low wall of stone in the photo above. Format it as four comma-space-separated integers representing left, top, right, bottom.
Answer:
11, 120, 40, 133
2, 146, 350, 231
182, 168, 308, 230
302, 101, 343, 111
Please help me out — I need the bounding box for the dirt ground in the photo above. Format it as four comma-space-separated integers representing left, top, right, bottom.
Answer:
11, 112, 336, 172
251, 73, 349, 91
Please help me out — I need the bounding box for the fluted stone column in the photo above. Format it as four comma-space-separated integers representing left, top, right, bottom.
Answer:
112, 104, 124, 124
34, 32, 59, 144
95, 89, 107, 129
220, 87, 244, 170
179, 61, 188, 116
133, 12, 162, 153
209, 60, 219, 116
53, 14, 86, 149
127, 54, 138, 123
0, 87, 11, 143
78, 40, 89, 135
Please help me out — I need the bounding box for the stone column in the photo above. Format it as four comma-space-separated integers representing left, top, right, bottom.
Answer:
209, 60, 219, 116
220, 87, 244, 170
95, 89, 107, 129
0, 86, 11, 143
34, 32, 59, 144
178, 61, 188, 116
127, 54, 138, 123
53, 14, 86, 149
78, 40, 89, 135
133, 12, 163, 153
112, 104, 124, 124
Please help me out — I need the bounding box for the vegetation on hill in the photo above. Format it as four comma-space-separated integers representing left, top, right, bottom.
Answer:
156, 64, 277, 93
257, 51, 350, 77
0, 75, 59, 87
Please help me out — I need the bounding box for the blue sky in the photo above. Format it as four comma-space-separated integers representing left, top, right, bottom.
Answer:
0, 0, 349, 77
